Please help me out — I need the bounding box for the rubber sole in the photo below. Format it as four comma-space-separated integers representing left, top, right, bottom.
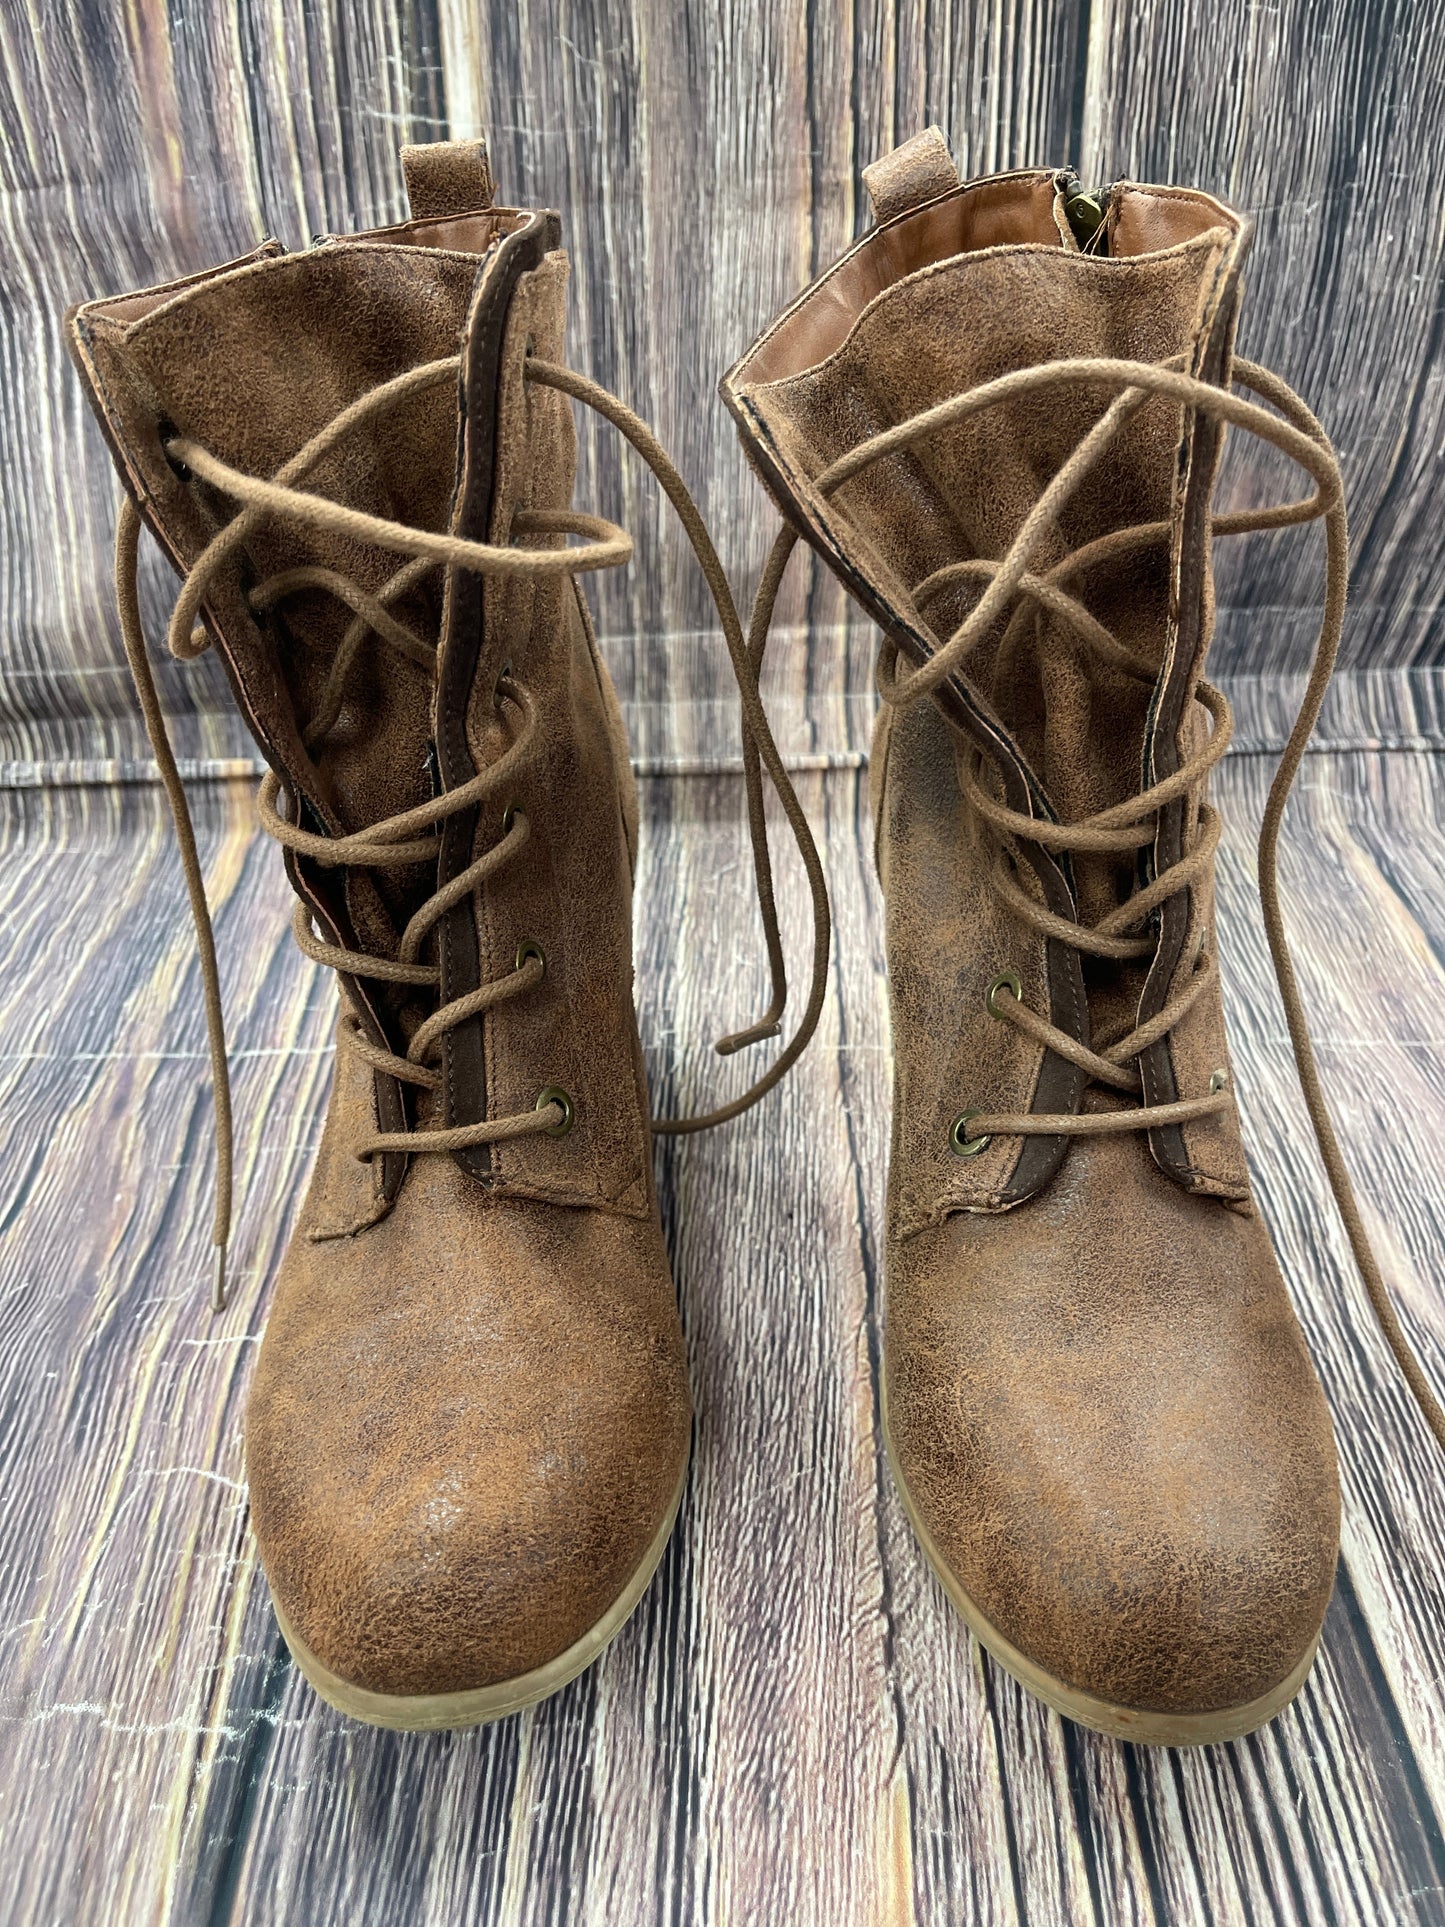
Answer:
272, 1462, 688, 1731
882, 1404, 1318, 1746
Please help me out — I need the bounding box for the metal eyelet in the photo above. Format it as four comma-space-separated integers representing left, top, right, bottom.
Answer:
516, 938, 546, 978
986, 969, 1023, 1017
1209, 1068, 1229, 1093
950, 1111, 991, 1157
502, 799, 524, 834
537, 1086, 574, 1136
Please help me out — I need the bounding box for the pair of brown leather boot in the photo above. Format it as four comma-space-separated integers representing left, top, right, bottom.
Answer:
70, 132, 1442, 1744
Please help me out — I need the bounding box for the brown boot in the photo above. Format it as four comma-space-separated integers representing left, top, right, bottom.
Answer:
723, 133, 1444, 1742
68, 139, 827, 1728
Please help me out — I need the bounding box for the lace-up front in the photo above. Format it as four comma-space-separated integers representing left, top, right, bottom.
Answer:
740, 348, 1445, 1453
117, 353, 830, 1311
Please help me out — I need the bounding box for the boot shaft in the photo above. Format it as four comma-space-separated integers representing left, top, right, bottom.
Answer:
719, 139, 1366, 1737
67, 148, 651, 1217
723, 152, 1252, 1221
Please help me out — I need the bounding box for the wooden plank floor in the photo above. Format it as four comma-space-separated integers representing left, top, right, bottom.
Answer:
1, 743, 1444, 1925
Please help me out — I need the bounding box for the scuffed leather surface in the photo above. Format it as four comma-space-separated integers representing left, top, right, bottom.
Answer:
68, 240, 488, 1193
402, 138, 495, 219
465, 255, 653, 1215
886, 1118, 1339, 1714
69, 187, 693, 1700
739, 170, 1062, 385
68, 241, 474, 872
248, 1015, 689, 1694
735, 227, 1248, 1212
874, 693, 1051, 1224
861, 125, 959, 224
730, 163, 1342, 1715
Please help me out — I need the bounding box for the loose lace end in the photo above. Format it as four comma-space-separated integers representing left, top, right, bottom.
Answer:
714, 1018, 782, 1057
117, 499, 237, 1326
210, 1242, 229, 1315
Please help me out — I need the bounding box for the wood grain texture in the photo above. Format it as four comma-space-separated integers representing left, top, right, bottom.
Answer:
1, 750, 1443, 1924
1080, 0, 1445, 680
2, 0, 1442, 784
3, 0, 1445, 1917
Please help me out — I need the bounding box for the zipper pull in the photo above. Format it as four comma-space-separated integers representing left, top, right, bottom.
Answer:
1063, 188, 1106, 251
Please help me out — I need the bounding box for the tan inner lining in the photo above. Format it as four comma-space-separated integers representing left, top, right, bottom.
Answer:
743, 178, 1236, 387
91, 208, 530, 325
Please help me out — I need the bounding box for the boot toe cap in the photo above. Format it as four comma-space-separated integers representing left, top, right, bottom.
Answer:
893, 1359, 1338, 1717
256, 1404, 685, 1703
245, 1193, 690, 1703
946, 1458, 1332, 1718
887, 1198, 1340, 1721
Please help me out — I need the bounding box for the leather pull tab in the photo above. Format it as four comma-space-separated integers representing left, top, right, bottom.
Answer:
401, 139, 496, 219
863, 127, 959, 225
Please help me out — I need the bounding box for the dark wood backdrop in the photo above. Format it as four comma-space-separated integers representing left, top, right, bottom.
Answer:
3, 5, 1445, 1925
1, 0, 1442, 783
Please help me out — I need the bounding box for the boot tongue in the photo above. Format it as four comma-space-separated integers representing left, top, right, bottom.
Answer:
78, 241, 488, 942
731, 206, 1233, 921
838, 285, 1197, 820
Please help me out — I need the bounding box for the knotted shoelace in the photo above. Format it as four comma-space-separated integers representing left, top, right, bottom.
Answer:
116, 355, 830, 1312
741, 350, 1445, 1452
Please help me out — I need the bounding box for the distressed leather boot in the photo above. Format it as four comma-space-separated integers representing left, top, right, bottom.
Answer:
68, 139, 825, 1728
724, 131, 1444, 1742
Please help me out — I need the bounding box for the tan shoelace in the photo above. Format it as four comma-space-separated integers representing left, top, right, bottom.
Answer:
116, 354, 830, 1312
741, 351, 1445, 1452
